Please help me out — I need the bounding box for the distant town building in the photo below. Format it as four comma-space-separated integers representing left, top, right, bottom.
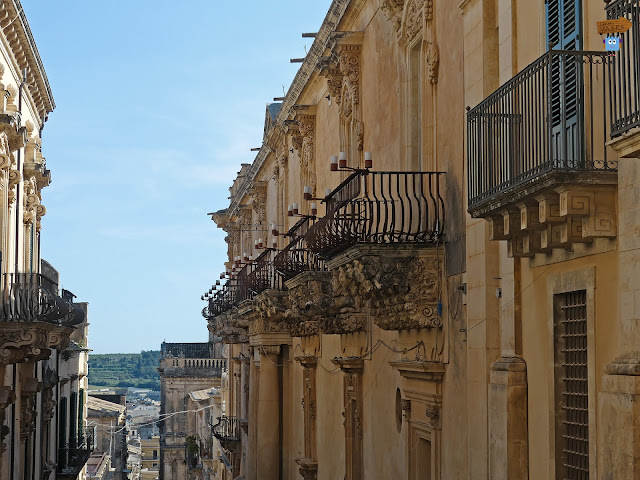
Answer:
158, 341, 226, 480
87, 395, 128, 480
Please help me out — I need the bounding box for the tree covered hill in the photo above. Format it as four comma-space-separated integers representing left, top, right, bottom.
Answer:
88, 350, 161, 390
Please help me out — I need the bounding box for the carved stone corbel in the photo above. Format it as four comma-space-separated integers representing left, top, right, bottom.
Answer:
329, 246, 443, 331
0, 386, 15, 454
7, 167, 19, 205
249, 291, 290, 340
20, 377, 42, 440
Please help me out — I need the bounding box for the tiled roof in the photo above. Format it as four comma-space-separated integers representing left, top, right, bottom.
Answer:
188, 387, 221, 402
161, 342, 210, 359
267, 102, 282, 120
87, 396, 126, 417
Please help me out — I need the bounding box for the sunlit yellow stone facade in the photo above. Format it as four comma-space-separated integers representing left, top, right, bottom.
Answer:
206, 0, 640, 479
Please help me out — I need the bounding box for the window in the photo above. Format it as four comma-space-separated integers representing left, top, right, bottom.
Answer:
554, 290, 589, 478
153, 450, 158, 460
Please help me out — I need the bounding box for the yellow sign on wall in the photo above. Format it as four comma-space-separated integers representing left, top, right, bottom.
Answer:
597, 17, 633, 35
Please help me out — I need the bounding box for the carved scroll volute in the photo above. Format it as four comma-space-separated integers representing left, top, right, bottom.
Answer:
0, 131, 11, 178
7, 168, 19, 205
23, 175, 40, 225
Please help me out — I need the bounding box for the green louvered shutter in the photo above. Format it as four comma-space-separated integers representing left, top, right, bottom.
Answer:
546, 0, 583, 167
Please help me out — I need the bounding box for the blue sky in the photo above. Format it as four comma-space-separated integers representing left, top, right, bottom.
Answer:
23, 1, 332, 354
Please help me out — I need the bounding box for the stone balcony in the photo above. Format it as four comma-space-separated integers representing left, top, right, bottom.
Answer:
467, 49, 619, 257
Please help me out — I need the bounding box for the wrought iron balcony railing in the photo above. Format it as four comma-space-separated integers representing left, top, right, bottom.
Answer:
273, 218, 326, 281
607, 0, 640, 137
206, 249, 286, 318
211, 416, 241, 443
58, 431, 95, 478
467, 50, 617, 213
0, 273, 84, 325
305, 170, 445, 259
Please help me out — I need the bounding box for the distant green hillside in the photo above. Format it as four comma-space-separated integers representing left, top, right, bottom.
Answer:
88, 350, 161, 390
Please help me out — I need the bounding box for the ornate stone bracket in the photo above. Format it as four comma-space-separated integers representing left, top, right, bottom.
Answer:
208, 312, 249, 345
285, 270, 367, 336
295, 457, 318, 480
329, 245, 443, 331
20, 377, 42, 440
250, 290, 290, 339
479, 182, 618, 258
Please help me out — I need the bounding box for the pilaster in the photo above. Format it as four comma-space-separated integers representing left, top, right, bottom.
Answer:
256, 345, 280, 480
488, 356, 528, 480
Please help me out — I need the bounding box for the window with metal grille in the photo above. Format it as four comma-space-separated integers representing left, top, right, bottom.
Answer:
554, 290, 589, 479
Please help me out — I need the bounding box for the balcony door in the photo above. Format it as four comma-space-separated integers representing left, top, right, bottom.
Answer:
546, 0, 584, 168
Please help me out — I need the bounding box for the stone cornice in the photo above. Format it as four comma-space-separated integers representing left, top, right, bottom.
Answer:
389, 360, 445, 382
227, 0, 351, 218
0, 1, 55, 117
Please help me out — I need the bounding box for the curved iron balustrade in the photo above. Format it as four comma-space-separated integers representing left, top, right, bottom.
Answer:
206, 249, 286, 318
0, 273, 83, 325
273, 218, 326, 281
211, 415, 241, 442
305, 171, 445, 259
467, 50, 617, 211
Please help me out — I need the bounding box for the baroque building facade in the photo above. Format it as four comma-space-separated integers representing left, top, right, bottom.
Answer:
0, 2, 92, 479
158, 341, 226, 480
204, 0, 640, 479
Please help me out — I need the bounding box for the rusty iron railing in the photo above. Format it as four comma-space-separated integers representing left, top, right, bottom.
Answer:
273, 218, 326, 281
607, 0, 640, 137
246, 249, 284, 295
0, 273, 83, 325
305, 170, 445, 259
211, 416, 241, 442
467, 50, 617, 211
206, 249, 286, 317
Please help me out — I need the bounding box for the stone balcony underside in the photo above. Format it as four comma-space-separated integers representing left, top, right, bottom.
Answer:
470, 171, 618, 258
210, 244, 444, 342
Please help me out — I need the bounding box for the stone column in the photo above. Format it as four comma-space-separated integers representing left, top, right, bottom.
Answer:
256, 345, 280, 480
599, 141, 640, 478
245, 347, 257, 480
